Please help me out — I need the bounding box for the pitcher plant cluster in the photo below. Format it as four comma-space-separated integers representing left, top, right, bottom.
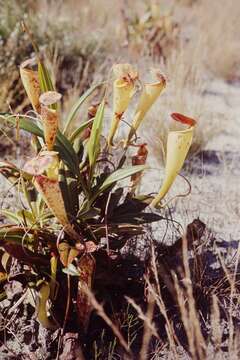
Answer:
0, 50, 196, 330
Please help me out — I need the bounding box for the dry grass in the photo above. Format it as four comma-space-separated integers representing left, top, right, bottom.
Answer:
140, 43, 219, 166
140, 0, 240, 160
87, 224, 240, 359
194, 0, 240, 81
0, 0, 116, 112
2, 0, 234, 155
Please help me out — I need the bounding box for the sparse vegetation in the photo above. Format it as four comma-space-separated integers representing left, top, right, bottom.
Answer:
0, 1, 240, 359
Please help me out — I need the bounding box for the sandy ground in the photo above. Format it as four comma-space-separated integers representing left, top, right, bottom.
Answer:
138, 77, 240, 242
180, 78, 240, 239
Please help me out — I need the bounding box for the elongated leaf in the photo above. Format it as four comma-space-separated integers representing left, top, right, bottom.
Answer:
38, 61, 57, 110
0, 114, 80, 176
87, 101, 105, 170
93, 188, 123, 217
92, 223, 144, 237
20, 176, 37, 214
1, 210, 35, 225
99, 165, 147, 193
3, 243, 49, 267
56, 130, 80, 176
109, 212, 163, 225
38, 61, 56, 110
112, 196, 149, 215
63, 83, 102, 135
0, 210, 21, 224
87, 165, 147, 208
103, 188, 124, 217
0, 114, 43, 137
59, 164, 79, 218
0, 226, 57, 246
0, 227, 32, 245
69, 119, 93, 143
38, 61, 54, 91
73, 138, 84, 163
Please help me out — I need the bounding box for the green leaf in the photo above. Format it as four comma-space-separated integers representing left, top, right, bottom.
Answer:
0, 114, 80, 176
55, 130, 80, 176
0, 210, 20, 224
87, 101, 105, 171
111, 196, 149, 215
87, 165, 147, 209
0, 114, 43, 137
93, 223, 144, 237
1, 209, 35, 226
78, 207, 100, 221
38, 61, 56, 110
63, 83, 103, 135
105, 188, 124, 216
99, 165, 147, 193
69, 119, 93, 143
38, 61, 54, 91
38, 61, 57, 112
73, 138, 84, 162
110, 212, 163, 225
59, 164, 79, 219
0, 227, 32, 245
20, 177, 35, 214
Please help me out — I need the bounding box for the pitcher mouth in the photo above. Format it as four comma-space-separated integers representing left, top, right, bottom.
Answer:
171, 112, 197, 127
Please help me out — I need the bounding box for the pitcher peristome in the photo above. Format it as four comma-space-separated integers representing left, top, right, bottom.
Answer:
23, 151, 59, 181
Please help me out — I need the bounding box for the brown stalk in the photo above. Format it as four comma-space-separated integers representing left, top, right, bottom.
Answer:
84, 287, 132, 358
173, 235, 206, 360
147, 245, 179, 358
210, 295, 222, 353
